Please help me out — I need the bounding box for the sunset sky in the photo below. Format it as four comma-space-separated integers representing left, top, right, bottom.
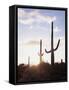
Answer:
18, 8, 65, 65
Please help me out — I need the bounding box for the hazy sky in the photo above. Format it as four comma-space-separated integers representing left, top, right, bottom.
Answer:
18, 8, 65, 65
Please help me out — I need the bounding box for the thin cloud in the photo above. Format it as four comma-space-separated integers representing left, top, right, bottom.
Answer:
25, 40, 39, 45
18, 9, 56, 25
54, 26, 61, 33
37, 14, 56, 24
19, 18, 34, 25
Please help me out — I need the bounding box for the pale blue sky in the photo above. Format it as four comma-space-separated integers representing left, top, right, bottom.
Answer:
18, 8, 65, 41
18, 8, 65, 65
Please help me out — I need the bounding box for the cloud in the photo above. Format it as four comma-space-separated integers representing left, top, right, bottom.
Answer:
29, 10, 39, 17
18, 9, 27, 17
25, 40, 39, 45
37, 14, 56, 24
18, 9, 40, 18
19, 18, 34, 25
18, 9, 56, 25
54, 26, 61, 33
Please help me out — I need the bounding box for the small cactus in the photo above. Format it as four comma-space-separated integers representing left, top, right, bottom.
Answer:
38, 40, 44, 63
28, 56, 30, 66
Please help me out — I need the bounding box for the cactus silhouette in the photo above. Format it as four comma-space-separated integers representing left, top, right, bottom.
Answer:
28, 56, 30, 66
38, 40, 44, 63
45, 21, 60, 65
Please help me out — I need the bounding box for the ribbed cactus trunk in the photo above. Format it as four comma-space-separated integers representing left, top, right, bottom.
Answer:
51, 22, 54, 65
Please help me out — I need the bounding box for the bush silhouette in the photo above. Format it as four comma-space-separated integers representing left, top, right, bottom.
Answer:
17, 61, 66, 82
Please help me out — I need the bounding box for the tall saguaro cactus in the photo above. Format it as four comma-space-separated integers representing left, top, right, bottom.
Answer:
45, 21, 60, 65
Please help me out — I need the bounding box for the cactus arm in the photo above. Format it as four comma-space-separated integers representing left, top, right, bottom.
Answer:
54, 39, 60, 51
45, 49, 51, 53
45, 39, 60, 53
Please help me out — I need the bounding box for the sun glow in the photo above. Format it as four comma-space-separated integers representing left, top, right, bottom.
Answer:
18, 38, 65, 65
18, 42, 41, 65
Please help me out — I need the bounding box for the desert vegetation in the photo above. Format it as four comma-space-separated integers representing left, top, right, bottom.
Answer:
17, 61, 66, 83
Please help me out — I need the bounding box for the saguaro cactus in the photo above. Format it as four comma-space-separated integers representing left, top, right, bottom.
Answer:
45, 21, 60, 65
38, 40, 44, 63
28, 56, 30, 66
